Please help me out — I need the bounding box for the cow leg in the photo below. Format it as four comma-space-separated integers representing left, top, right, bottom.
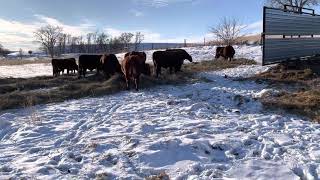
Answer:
125, 78, 130, 90
96, 68, 100, 76
83, 69, 86, 77
156, 67, 161, 78
134, 78, 139, 91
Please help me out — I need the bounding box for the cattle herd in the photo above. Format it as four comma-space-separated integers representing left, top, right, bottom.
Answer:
51, 46, 235, 91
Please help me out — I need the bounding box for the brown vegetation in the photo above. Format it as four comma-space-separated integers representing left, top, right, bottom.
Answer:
251, 64, 320, 122
0, 59, 51, 66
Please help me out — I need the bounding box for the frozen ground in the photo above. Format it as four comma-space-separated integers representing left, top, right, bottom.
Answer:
0, 63, 53, 78
0, 65, 319, 179
0, 45, 262, 78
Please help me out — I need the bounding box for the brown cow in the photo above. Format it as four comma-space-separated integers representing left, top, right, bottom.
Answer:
124, 51, 147, 64
100, 54, 122, 78
121, 55, 151, 91
215, 45, 236, 61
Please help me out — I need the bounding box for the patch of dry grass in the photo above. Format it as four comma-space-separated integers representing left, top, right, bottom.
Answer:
251, 64, 320, 122
0, 59, 50, 66
145, 172, 170, 180
184, 59, 256, 73
253, 65, 316, 82
0, 59, 253, 111
261, 90, 320, 122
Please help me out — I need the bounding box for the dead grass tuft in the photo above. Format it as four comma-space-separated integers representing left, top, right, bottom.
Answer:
261, 90, 320, 122
145, 172, 170, 180
0, 59, 50, 66
251, 64, 320, 122
184, 59, 256, 73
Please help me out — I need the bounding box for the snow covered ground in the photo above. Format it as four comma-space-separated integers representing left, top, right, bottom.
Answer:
1, 65, 319, 179
0, 45, 262, 78
0, 64, 53, 78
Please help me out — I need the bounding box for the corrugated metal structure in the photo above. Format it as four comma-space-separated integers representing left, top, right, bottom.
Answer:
262, 5, 320, 65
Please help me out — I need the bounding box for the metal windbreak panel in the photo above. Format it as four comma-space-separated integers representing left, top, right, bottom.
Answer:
264, 38, 320, 64
263, 6, 320, 65
265, 8, 320, 35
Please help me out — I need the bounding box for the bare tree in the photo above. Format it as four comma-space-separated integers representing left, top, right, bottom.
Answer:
134, 32, 144, 51
18, 48, 23, 60
119, 32, 134, 50
96, 32, 110, 53
209, 17, 245, 45
110, 37, 123, 53
34, 25, 63, 58
28, 50, 33, 56
266, 0, 319, 8
0, 44, 10, 57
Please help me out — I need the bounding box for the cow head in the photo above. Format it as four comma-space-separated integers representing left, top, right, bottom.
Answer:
143, 63, 151, 76
185, 53, 193, 63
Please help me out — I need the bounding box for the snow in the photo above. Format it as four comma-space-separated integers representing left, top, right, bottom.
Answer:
226, 159, 300, 180
0, 64, 319, 179
0, 63, 52, 78
0, 45, 261, 78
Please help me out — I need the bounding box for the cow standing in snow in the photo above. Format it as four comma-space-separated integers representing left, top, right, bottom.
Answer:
100, 54, 123, 78
121, 54, 151, 91
215, 45, 236, 61
78, 55, 102, 78
153, 49, 193, 77
51, 58, 78, 77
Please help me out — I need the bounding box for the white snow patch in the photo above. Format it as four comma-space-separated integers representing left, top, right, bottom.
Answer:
0, 64, 52, 78
227, 160, 300, 180
0, 64, 318, 179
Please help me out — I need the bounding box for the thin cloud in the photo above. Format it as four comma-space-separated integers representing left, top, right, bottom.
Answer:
1, 15, 207, 51
0, 15, 97, 51
130, 9, 144, 17
133, 0, 197, 8
244, 20, 262, 35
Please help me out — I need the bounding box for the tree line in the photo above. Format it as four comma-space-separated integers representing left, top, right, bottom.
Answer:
34, 25, 145, 58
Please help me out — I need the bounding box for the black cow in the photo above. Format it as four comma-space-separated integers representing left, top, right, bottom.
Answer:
78, 55, 102, 78
100, 54, 122, 78
215, 47, 225, 59
51, 58, 78, 77
153, 49, 192, 77
215, 45, 236, 61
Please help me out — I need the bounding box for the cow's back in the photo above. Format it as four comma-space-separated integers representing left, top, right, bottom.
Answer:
153, 51, 184, 68
101, 54, 121, 74
79, 55, 102, 70
223, 45, 235, 58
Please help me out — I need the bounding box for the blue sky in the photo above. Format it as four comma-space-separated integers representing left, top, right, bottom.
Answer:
0, 0, 265, 50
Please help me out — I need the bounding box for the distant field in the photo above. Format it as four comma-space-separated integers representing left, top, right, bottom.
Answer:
0, 59, 51, 66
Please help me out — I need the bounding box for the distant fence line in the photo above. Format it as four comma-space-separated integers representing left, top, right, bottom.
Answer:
50, 42, 208, 56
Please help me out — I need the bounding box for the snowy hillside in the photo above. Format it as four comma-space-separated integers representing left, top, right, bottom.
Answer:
0, 65, 319, 179
0, 45, 262, 78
